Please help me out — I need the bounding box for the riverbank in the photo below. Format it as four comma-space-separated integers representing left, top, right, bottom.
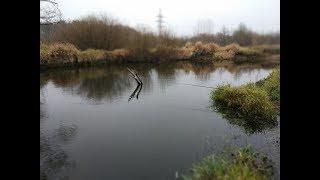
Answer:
40, 42, 279, 69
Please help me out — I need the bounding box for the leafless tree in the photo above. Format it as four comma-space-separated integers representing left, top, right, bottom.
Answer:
40, 0, 62, 25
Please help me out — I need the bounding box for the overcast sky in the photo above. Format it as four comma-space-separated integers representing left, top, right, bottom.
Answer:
56, 0, 280, 36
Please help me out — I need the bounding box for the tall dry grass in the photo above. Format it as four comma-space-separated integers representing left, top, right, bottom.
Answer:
40, 43, 80, 64
40, 41, 279, 66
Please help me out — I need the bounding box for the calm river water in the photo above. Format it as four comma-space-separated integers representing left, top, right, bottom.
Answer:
40, 62, 279, 180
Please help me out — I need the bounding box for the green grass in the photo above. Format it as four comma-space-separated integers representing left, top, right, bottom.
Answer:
184, 146, 273, 180
211, 84, 277, 121
256, 69, 280, 102
211, 69, 279, 123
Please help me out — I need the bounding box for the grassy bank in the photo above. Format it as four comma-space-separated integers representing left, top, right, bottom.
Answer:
256, 69, 280, 110
40, 42, 279, 69
211, 68, 280, 123
184, 146, 274, 180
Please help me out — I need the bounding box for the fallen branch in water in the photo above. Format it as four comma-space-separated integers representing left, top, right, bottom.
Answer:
127, 67, 143, 85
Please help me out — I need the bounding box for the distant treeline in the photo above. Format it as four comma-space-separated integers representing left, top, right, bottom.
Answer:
40, 15, 279, 51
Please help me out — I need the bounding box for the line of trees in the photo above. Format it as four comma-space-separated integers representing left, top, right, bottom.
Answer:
41, 15, 279, 51
190, 23, 279, 46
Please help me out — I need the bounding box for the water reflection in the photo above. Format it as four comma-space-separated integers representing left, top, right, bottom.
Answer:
40, 62, 275, 103
40, 104, 77, 179
226, 117, 278, 134
40, 62, 278, 180
40, 131, 75, 180
128, 84, 143, 102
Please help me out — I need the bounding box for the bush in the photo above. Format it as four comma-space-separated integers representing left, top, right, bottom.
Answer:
40, 43, 80, 64
204, 43, 220, 53
212, 43, 240, 61
151, 46, 179, 61
184, 146, 274, 180
78, 49, 107, 62
211, 84, 277, 121
177, 41, 221, 59
213, 51, 236, 61
220, 43, 240, 54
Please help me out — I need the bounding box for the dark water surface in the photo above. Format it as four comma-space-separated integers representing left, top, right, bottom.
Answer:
40, 62, 279, 180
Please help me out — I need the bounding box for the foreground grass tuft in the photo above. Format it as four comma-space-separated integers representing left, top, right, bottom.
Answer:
184, 146, 273, 180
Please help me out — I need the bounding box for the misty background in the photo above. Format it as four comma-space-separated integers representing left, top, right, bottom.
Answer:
56, 0, 280, 36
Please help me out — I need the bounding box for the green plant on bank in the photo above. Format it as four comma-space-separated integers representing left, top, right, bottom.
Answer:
211, 84, 277, 121
183, 146, 274, 180
210, 69, 279, 124
256, 69, 280, 102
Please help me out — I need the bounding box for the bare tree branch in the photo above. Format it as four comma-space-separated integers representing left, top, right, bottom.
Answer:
40, 0, 62, 25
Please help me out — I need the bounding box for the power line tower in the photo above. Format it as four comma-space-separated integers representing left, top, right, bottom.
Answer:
156, 9, 165, 36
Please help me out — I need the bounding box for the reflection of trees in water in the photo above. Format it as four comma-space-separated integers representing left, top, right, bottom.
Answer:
77, 72, 131, 101
76, 64, 154, 102
40, 62, 274, 102
40, 65, 154, 102
40, 122, 78, 180
154, 63, 178, 90
177, 62, 218, 81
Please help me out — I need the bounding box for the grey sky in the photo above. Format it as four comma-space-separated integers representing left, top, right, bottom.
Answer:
57, 0, 280, 36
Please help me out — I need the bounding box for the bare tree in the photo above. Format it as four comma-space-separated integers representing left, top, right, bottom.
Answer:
215, 26, 232, 45
40, 0, 62, 25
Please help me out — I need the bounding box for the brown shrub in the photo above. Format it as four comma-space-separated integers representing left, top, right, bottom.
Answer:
151, 46, 180, 61
204, 43, 220, 53
110, 49, 131, 58
78, 49, 107, 62
40, 43, 80, 64
219, 43, 240, 54
185, 42, 194, 48
214, 51, 236, 60
177, 48, 194, 59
